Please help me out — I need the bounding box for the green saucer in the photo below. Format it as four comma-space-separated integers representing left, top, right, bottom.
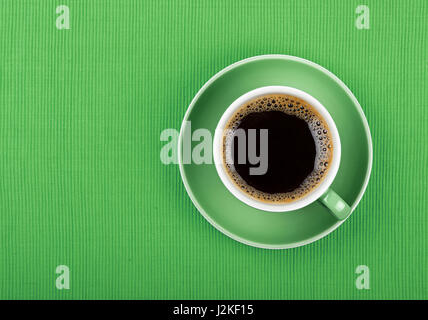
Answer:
178, 55, 372, 249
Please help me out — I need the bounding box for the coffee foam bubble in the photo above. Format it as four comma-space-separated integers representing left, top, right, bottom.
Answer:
222, 94, 333, 203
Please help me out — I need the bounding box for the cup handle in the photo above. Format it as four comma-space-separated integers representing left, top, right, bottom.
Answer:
319, 188, 351, 220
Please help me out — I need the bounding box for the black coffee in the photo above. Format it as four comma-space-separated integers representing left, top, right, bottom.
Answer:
223, 94, 333, 203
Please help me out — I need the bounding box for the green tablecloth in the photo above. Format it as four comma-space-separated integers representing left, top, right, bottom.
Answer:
0, 0, 427, 299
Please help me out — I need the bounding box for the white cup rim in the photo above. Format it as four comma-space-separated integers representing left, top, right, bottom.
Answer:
213, 86, 341, 212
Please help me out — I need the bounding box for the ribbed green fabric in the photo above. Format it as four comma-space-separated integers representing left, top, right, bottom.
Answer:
0, 0, 427, 299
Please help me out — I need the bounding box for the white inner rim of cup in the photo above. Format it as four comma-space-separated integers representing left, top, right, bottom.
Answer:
213, 86, 341, 212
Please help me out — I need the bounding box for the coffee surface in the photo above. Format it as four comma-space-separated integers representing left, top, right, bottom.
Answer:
234, 111, 316, 194
223, 94, 333, 203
